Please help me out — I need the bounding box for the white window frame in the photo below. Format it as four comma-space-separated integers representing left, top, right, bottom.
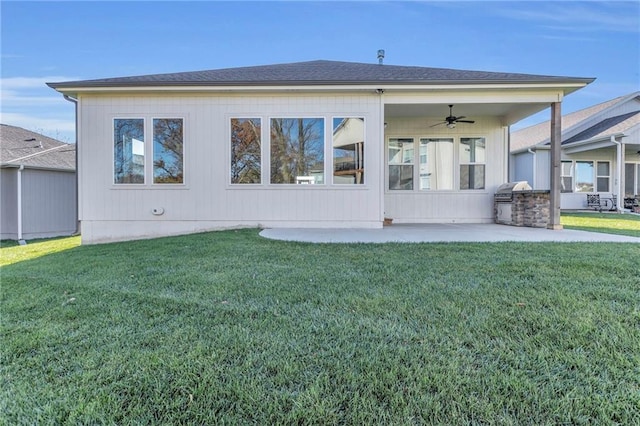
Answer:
112, 116, 187, 188
386, 135, 487, 192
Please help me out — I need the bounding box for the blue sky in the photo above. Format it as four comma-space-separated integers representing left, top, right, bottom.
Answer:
1, 1, 638, 143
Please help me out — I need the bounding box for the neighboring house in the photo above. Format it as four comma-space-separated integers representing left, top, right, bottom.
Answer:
511, 92, 640, 210
1, 124, 77, 241
47, 60, 592, 244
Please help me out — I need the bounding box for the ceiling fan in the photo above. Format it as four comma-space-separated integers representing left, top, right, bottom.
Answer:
430, 105, 475, 128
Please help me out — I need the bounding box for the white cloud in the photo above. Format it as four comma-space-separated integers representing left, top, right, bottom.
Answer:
497, 2, 639, 33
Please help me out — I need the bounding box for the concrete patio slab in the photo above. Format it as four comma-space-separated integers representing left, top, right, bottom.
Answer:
260, 223, 640, 243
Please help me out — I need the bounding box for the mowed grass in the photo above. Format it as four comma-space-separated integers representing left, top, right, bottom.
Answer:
2, 230, 639, 424
562, 211, 640, 238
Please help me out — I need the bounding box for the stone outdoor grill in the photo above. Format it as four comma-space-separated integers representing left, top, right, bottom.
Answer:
494, 182, 551, 228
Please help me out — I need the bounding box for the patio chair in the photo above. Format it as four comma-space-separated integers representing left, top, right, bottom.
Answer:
586, 194, 604, 212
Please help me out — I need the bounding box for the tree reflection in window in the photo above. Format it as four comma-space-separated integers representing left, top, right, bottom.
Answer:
270, 118, 324, 184
333, 117, 364, 184
114, 118, 144, 184
153, 118, 184, 184
231, 118, 261, 184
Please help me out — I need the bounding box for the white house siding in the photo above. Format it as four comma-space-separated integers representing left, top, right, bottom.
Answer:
512, 151, 534, 186
0, 169, 18, 239
77, 93, 383, 243
1, 168, 76, 240
21, 169, 77, 239
384, 117, 508, 223
511, 149, 550, 190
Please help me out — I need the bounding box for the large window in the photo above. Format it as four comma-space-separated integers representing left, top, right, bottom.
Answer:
270, 118, 325, 184
114, 118, 145, 184
561, 160, 611, 193
230, 118, 261, 184
419, 138, 454, 190
333, 117, 365, 184
575, 161, 594, 192
459, 137, 485, 190
114, 118, 185, 185
388, 138, 414, 190
153, 118, 184, 184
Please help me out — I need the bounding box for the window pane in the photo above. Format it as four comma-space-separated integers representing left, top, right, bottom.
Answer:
114, 118, 144, 184
270, 118, 324, 184
561, 176, 573, 193
388, 138, 414, 164
597, 177, 609, 192
153, 119, 184, 184
460, 138, 485, 163
561, 161, 573, 176
575, 161, 594, 192
231, 118, 261, 184
419, 138, 453, 190
460, 164, 485, 190
597, 162, 609, 176
333, 117, 364, 184
389, 165, 414, 190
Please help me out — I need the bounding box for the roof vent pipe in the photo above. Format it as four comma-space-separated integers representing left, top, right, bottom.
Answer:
377, 49, 385, 65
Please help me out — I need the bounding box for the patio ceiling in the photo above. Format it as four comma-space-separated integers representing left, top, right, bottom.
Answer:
384, 102, 551, 126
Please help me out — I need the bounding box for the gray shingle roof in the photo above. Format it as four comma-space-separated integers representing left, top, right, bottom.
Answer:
1, 124, 76, 170
563, 111, 640, 144
48, 60, 594, 89
510, 92, 639, 152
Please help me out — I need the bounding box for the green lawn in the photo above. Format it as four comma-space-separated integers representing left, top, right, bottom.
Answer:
2, 230, 639, 424
561, 212, 640, 238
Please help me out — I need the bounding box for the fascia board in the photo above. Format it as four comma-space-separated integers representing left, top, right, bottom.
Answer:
49, 82, 590, 97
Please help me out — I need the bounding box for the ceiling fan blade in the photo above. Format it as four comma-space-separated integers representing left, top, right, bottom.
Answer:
454, 116, 466, 120
430, 122, 447, 127
456, 120, 475, 123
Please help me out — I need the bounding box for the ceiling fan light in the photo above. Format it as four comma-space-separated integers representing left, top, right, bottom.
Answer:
447, 123, 456, 129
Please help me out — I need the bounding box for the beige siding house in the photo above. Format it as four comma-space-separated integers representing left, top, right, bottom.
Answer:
1, 125, 77, 241
511, 92, 640, 210
48, 60, 592, 244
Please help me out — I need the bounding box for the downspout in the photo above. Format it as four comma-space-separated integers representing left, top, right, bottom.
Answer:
527, 148, 536, 189
611, 135, 623, 213
17, 165, 26, 245
63, 94, 80, 234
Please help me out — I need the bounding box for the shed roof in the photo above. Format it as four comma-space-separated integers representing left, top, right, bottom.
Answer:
0, 124, 76, 171
48, 60, 594, 89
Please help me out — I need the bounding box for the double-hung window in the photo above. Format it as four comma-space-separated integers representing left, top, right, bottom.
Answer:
419, 138, 454, 190
561, 161, 573, 193
459, 137, 485, 190
596, 162, 610, 192
388, 138, 414, 190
